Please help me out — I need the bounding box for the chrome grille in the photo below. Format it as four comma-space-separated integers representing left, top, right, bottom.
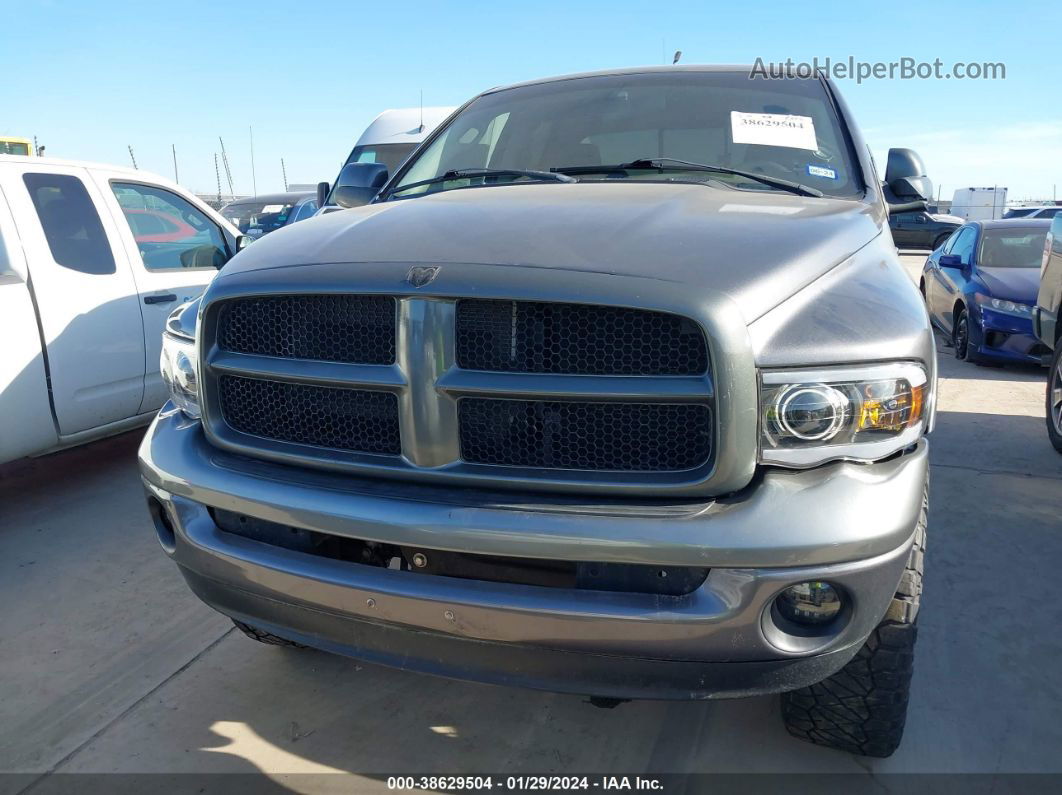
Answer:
219, 375, 400, 455
456, 299, 708, 375
218, 295, 395, 364
459, 398, 711, 471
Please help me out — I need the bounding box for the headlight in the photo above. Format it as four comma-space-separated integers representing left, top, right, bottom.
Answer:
974, 294, 1033, 317
160, 318, 200, 418
760, 363, 928, 467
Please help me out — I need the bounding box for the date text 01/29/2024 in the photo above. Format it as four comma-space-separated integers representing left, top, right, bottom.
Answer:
386, 776, 664, 791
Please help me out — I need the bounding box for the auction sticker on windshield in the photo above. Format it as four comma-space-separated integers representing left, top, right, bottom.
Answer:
731, 111, 817, 150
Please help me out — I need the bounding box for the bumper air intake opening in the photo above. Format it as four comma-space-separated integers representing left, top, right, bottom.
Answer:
210, 508, 708, 597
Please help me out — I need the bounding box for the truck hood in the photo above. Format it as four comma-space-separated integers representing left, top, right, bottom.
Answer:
223, 182, 882, 322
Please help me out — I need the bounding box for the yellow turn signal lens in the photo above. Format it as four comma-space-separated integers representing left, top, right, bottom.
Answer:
856, 381, 925, 432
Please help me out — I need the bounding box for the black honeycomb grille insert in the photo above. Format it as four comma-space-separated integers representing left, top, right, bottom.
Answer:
219, 376, 400, 455
455, 300, 708, 375
218, 295, 395, 364
459, 398, 711, 472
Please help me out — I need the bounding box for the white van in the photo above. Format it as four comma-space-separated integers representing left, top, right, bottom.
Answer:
316, 107, 455, 213
951, 186, 1008, 221
0, 155, 241, 463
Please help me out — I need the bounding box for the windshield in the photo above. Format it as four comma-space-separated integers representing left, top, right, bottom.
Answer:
978, 228, 1048, 268
389, 71, 862, 200
220, 201, 296, 236
1003, 208, 1035, 218
345, 143, 418, 175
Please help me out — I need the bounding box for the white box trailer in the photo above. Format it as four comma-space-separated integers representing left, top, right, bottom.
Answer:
951, 187, 1008, 221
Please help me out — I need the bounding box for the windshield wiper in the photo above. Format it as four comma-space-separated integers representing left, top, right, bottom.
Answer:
553, 157, 823, 198
390, 168, 576, 196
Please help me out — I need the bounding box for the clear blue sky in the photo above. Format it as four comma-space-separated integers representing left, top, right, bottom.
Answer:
4, 0, 1059, 201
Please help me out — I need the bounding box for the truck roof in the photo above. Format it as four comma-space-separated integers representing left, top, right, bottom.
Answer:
0, 153, 168, 184
483, 64, 778, 94
354, 107, 457, 147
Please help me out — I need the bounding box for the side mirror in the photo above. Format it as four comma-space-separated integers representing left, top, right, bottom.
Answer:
235, 235, 254, 252
938, 254, 962, 268
316, 181, 330, 208
884, 148, 933, 202
331, 162, 389, 208
180, 244, 229, 269
333, 185, 380, 209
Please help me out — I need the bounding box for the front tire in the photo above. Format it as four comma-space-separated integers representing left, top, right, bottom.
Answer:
1048, 345, 1062, 454
781, 483, 927, 758
953, 308, 986, 364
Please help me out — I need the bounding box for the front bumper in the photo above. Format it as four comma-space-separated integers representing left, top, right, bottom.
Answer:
139, 410, 927, 700
976, 309, 1047, 363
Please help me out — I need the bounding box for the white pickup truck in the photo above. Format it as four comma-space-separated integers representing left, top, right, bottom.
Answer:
0, 155, 240, 464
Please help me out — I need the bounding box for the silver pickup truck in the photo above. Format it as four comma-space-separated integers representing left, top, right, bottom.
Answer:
139, 66, 936, 758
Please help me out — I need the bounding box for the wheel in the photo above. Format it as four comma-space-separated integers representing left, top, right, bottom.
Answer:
1048, 345, 1062, 454
952, 307, 986, 364
232, 619, 306, 648
781, 481, 927, 758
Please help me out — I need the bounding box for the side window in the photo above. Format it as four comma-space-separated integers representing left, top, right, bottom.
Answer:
950, 227, 976, 265
111, 182, 228, 270
941, 229, 961, 253
294, 200, 318, 222
1038, 208, 1059, 219
23, 173, 116, 275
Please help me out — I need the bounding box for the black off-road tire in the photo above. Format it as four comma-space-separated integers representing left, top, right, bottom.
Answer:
781, 482, 927, 758
1048, 344, 1062, 454
232, 619, 306, 648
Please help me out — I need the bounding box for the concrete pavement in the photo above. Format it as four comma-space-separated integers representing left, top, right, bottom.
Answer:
2, 253, 1060, 790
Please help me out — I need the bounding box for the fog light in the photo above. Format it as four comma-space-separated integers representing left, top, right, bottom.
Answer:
776, 582, 842, 625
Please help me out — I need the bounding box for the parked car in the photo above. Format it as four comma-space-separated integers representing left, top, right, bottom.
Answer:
219, 192, 317, 240
1034, 214, 1062, 452
315, 107, 455, 214
0, 155, 242, 464
1003, 205, 1062, 220
921, 219, 1050, 365
140, 66, 937, 758
889, 208, 962, 250
121, 208, 199, 243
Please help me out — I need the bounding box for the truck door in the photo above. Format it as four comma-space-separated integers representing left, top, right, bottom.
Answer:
0, 181, 59, 460
92, 175, 229, 413
0, 164, 146, 435
891, 212, 928, 248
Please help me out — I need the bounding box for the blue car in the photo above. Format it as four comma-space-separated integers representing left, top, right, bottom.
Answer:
921, 219, 1050, 365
